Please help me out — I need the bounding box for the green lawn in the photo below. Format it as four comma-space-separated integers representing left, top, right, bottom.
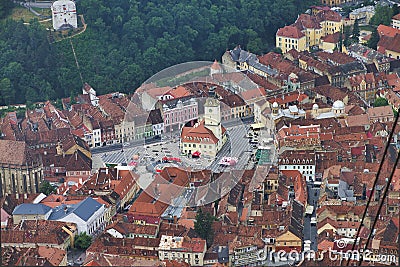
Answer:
8, 7, 37, 22
360, 25, 377, 32
31, 7, 52, 17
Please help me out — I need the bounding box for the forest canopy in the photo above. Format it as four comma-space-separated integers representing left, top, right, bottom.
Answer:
0, 0, 318, 106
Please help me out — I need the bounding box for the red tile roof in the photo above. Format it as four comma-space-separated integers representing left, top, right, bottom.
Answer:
181, 120, 221, 144
378, 33, 400, 53
377, 24, 400, 37
315, 51, 356, 65
166, 86, 193, 99
317, 10, 342, 22
276, 25, 305, 38
293, 14, 321, 30
321, 32, 343, 43
267, 92, 308, 105
392, 13, 400, 21
114, 170, 138, 200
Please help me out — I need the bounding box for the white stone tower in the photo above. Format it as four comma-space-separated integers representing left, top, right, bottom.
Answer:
51, 0, 78, 31
204, 86, 222, 140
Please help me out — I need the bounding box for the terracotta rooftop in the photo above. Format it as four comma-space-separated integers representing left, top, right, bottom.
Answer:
367, 105, 394, 119
313, 85, 348, 101
181, 119, 221, 144
0, 140, 39, 166
346, 114, 369, 127
321, 32, 344, 44
377, 24, 400, 38
315, 51, 356, 65
87, 233, 160, 258
276, 25, 305, 38
106, 221, 158, 236
267, 91, 308, 105
0, 220, 73, 246
378, 33, 400, 54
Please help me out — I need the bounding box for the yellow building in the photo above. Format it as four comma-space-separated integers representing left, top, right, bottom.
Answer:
275, 230, 302, 252
392, 14, 400, 29
320, 32, 343, 52
276, 26, 307, 53
378, 34, 400, 60
320, 0, 346, 7
292, 14, 324, 47
276, 10, 342, 52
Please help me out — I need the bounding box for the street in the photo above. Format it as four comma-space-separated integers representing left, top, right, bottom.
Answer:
303, 182, 320, 251
21, 1, 53, 9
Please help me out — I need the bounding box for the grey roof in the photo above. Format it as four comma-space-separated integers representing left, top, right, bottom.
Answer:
148, 109, 163, 125
216, 246, 229, 263
289, 199, 304, 239
347, 43, 389, 64
48, 197, 102, 222
340, 61, 366, 75
229, 46, 279, 77
12, 203, 51, 215
73, 197, 102, 221
338, 180, 355, 201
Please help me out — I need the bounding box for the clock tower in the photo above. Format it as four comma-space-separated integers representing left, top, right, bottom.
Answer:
204, 86, 222, 140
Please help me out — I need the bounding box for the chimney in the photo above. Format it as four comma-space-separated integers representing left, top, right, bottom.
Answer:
24, 193, 27, 199
75, 151, 78, 161
16, 193, 19, 200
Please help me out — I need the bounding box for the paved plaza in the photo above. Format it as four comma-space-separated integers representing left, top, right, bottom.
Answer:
90, 119, 277, 200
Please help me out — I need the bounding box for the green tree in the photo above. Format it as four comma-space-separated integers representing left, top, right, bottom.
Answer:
393, 4, 400, 16
39, 180, 56, 195
1, 0, 320, 105
374, 97, 389, 107
367, 28, 379, 50
0, 77, 13, 105
70, 90, 77, 105
0, 0, 13, 19
75, 232, 92, 250
352, 19, 360, 44
370, 5, 394, 26
393, 108, 398, 118
272, 47, 283, 54
343, 26, 351, 47
194, 208, 216, 247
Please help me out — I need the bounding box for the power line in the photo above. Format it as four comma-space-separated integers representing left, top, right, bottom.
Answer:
346, 109, 399, 266
357, 146, 399, 266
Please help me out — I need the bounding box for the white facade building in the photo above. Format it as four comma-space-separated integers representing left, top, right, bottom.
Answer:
158, 235, 207, 266
51, 0, 78, 31
278, 150, 316, 182
48, 197, 106, 236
